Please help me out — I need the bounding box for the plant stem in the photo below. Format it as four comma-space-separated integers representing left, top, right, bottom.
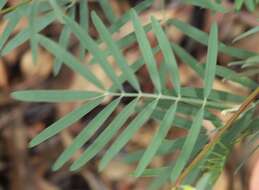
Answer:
173, 87, 259, 187
106, 92, 234, 109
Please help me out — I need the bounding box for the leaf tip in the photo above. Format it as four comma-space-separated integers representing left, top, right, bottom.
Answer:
132, 170, 141, 178
129, 8, 138, 17
98, 161, 106, 172
10, 91, 19, 100
69, 162, 80, 171
52, 161, 61, 171
90, 10, 97, 18
28, 139, 37, 148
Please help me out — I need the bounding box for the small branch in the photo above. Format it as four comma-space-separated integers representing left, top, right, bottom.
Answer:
106, 91, 236, 109
173, 87, 259, 187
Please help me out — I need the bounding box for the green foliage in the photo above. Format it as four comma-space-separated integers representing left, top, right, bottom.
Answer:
233, 26, 259, 43
1, 0, 258, 189
91, 11, 140, 91
151, 16, 181, 95
0, 0, 6, 9
131, 10, 161, 93
183, 0, 227, 12
204, 22, 218, 99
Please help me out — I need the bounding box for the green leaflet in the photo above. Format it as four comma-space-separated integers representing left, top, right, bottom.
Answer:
204, 22, 218, 99
1, 12, 56, 55
151, 17, 181, 96
48, 0, 64, 23
149, 166, 172, 190
233, 26, 259, 43
0, 0, 6, 9
53, 98, 121, 170
134, 102, 178, 177
130, 10, 161, 93
183, 0, 227, 12
195, 173, 212, 190
98, 0, 116, 24
242, 55, 259, 68
91, 11, 141, 91
89, 21, 154, 65
116, 21, 153, 49
79, 0, 88, 61
0, 13, 20, 52
29, 97, 103, 147
157, 101, 222, 128
245, 0, 256, 11
151, 111, 193, 130
11, 90, 102, 102
63, 15, 123, 91
235, 0, 245, 10
233, 69, 259, 77
168, 19, 256, 59
124, 137, 186, 164
158, 60, 168, 90
108, 0, 155, 33
70, 98, 139, 171
99, 99, 159, 171
141, 166, 169, 177
124, 134, 207, 164
53, 6, 75, 75
171, 43, 258, 89
211, 64, 258, 89
170, 107, 204, 182
109, 46, 161, 92
229, 55, 259, 68
38, 35, 104, 90
28, 1, 39, 64
171, 43, 204, 78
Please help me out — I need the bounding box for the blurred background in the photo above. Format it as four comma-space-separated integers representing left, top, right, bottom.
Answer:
0, 0, 259, 189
